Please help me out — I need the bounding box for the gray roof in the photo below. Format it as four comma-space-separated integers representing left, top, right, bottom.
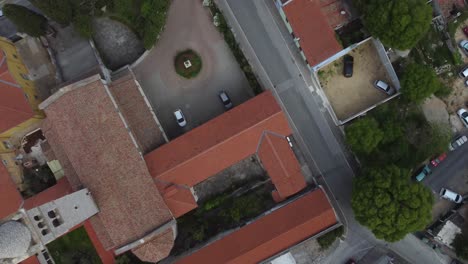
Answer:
0, 221, 31, 259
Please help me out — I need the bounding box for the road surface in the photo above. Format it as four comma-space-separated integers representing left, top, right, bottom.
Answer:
216, 0, 451, 263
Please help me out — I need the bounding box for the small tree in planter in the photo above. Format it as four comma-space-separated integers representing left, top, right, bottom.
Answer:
174, 49, 203, 79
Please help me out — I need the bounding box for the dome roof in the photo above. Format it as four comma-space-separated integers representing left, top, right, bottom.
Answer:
0, 221, 31, 259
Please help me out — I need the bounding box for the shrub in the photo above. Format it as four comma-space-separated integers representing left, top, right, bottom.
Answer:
3, 4, 47, 37
174, 50, 203, 78
73, 15, 94, 38
31, 0, 73, 25
317, 226, 344, 249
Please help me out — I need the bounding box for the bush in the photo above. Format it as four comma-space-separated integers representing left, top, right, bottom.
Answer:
452, 233, 468, 260
174, 50, 203, 78
31, 0, 73, 25
400, 63, 442, 104
434, 85, 453, 98
73, 15, 94, 38
3, 4, 47, 37
345, 117, 384, 155
317, 226, 344, 249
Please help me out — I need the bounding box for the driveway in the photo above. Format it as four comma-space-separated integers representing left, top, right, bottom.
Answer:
218, 0, 451, 263
132, 0, 253, 139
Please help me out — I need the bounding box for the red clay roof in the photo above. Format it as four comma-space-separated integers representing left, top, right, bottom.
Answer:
40, 75, 174, 262
176, 189, 337, 264
283, 0, 342, 66
159, 184, 198, 218
23, 177, 73, 210
83, 220, 115, 264
145, 92, 294, 217
0, 162, 22, 219
0, 50, 35, 133
21, 255, 40, 264
258, 133, 306, 200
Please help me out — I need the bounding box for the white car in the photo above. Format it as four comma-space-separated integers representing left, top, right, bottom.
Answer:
174, 109, 187, 127
440, 188, 463, 203
373, 80, 395, 95
457, 108, 468, 127
460, 40, 468, 54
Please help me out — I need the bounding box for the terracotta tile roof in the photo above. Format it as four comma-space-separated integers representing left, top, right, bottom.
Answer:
108, 73, 166, 153
0, 50, 35, 133
283, 0, 342, 66
145, 92, 294, 217
40, 75, 174, 261
20, 255, 40, 264
0, 162, 22, 219
159, 184, 198, 218
318, 0, 350, 29
176, 189, 338, 264
258, 133, 307, 200
23, 177, 73, 210
132, 229, 175, 262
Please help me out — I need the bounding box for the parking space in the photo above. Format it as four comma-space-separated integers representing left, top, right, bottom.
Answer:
317, 40, 393, 121
132, 0, 253, 139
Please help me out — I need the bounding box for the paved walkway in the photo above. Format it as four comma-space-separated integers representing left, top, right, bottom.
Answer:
132, 0, 253, 139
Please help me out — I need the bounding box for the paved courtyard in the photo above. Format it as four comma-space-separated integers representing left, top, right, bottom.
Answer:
132, 0, 253, 139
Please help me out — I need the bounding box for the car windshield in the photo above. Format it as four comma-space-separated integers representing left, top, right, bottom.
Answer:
177, 117, 184, 122
462, 112, 468, 118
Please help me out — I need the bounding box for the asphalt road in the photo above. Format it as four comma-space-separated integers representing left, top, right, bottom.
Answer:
423, 132, 468, 195
217, 0, 451, 263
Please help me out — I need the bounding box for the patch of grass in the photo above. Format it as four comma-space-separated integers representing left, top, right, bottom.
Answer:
174, 49, 203, 79
317, 226, 344, 250
209, 4, 263, 95
47, 226, 100, 264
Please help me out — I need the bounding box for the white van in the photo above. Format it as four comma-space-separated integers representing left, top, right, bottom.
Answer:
439, 188, 463, 203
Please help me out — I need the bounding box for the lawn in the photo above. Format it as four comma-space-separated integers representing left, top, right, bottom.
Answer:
47, 226, 100, 264
170, 183, 276, 256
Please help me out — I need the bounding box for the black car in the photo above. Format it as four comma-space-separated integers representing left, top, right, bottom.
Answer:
343, 55, 354, 78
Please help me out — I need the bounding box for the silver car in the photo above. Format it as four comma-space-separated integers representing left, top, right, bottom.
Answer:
460, 40, 468, 54
457, 108, 468, 127
373, 80, 395, 96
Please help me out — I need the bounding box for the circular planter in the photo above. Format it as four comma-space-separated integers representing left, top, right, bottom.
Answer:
174, 49, 203, 79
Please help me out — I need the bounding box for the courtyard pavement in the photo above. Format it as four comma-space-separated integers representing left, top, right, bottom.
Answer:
132, 0, 253, 139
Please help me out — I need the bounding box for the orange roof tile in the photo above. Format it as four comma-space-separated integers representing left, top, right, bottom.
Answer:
23, 177, 73, 210
160, 185, 198, 218
20, 255, 40, 264
84, 220, 115, 264
0, 163, 22, 219
40, 75, 174, 261
283, 0, 342, 66
176, 189, 337, 264
258, 133, 306, 200
145, 91, 291, 187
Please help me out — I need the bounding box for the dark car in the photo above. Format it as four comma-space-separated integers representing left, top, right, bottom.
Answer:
343, 55, 354, 78
219, 91, 233, 109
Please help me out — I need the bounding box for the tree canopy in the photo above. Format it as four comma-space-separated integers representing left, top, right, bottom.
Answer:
345, 117, 383, 155
30, 0, 73, 25
452, 233, 468, 260
351, 165, 433, 242
400, 63, 442, 104
361, 0, 432, 50
3, 4, 47, 37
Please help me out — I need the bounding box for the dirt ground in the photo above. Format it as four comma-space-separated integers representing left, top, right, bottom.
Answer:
318, 41, 391, 121
454, 21, 468, 64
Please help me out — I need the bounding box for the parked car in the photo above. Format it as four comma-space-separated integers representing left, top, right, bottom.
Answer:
173, 109, 187, 127
460, 40, 468, 54
430, 153, 447, 167
439, 188, 463, 203
459, 66, 468, 78
457, 108, 468, 127
343, 55, 354, 78
464, 26, 468, 37
218, 91, 233, 109
465, 79, 468, 87
373, 80, 395, 95
449, 135, 468, 151
415, 165, 432, 182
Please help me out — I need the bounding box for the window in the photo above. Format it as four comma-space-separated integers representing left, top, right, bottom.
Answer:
2, 160, 7, 166
2, 141, 12, 149
52, 219, 61, 227
47, 210, 56, 218
20, 73, 29, 80
41, 229, 49, 236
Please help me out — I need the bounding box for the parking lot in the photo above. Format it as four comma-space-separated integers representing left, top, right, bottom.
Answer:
132, 0, 253, 139
318, 40, 393, 121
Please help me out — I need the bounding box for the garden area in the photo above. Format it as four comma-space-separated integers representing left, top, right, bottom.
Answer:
47, 226, 100, 264
21, 165, 57, 199
174, 49, 203, 79
170, 182, 276, 256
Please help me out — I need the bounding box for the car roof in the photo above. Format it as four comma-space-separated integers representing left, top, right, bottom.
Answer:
442, 188, 460, 200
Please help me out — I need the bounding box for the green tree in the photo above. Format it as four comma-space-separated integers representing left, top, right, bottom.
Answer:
452, 233, 468, 260
361, 0, 432, 50
3, 4, 47, 37
400, 63, 442, 104
31, 0, 73, 25
73, 15, 94, 38
352, 165, 433, 242
345, 117, 384, 154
